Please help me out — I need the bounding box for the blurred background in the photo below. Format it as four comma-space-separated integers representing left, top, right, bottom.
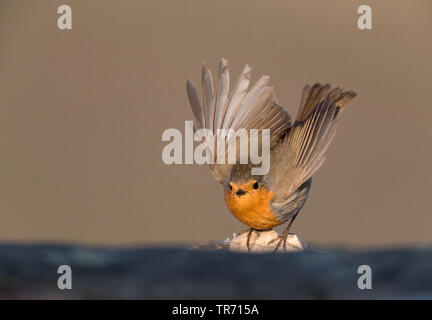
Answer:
0, 0, 430, 248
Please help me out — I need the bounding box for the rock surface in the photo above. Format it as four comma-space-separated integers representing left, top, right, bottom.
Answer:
0, 243, 432, 299
228, 230, 306, 252
190, 230, 307, 252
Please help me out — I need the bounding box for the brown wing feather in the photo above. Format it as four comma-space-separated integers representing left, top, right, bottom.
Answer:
296, 83, 331, 122
271, 84, 357, 202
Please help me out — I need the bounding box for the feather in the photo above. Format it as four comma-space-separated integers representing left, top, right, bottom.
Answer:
221, 64, 252, 130
202, 63, 215, 132
229, 75, 271, 130
271, 84, 356, 202
186, 59, 292, 184
186, 80, 204, 129
213, 58, 230, 133
296, 83, 331, 122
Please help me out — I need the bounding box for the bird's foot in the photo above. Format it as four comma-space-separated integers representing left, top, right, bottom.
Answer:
268, 232, 292, 252
242, 228, 273, 252
268, 213, 299, 252
245, 228, 260, 252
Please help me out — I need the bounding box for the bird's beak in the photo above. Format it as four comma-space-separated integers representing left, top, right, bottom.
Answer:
236, 189, 247, 197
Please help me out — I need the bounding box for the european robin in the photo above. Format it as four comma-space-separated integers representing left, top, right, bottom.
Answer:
186, 58, 356, 251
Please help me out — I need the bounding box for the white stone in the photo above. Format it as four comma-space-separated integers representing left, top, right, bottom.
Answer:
228, 229, 307, 253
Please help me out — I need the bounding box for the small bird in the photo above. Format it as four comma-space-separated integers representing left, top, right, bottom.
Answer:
186, 58, 356, 251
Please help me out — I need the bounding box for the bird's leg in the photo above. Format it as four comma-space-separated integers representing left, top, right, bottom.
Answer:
270, 212, 299, 252
246, 228, 262, 252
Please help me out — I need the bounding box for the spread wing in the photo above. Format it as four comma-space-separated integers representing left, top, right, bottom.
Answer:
186, 58, 291, 184
271, 83, 357, 203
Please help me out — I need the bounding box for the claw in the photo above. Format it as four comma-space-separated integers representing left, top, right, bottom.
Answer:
269, 234, 289, 252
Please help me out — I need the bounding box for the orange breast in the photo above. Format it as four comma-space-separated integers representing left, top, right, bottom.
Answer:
224, 188, 281, 230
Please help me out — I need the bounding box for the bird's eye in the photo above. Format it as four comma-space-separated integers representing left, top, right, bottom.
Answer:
253, 182, 259, 189
229, 184, 232, 191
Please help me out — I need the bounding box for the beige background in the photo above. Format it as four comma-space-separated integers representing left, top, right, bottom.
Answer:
1, 1, 431, 248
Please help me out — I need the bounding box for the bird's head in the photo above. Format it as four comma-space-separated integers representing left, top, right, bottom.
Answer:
224, 164, 274, 213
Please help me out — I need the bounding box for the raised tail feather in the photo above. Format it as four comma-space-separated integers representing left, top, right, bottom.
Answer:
186, 58, 292, 184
